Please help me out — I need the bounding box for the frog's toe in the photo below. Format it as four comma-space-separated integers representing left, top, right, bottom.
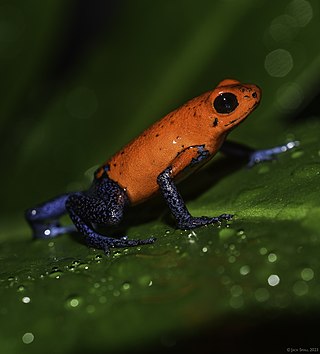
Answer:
116, 236, 156, 247
32, 222, 76, 239
87, 233, 156, 254
247, 141, 299, 168
178, 214, 233, 230
218, 213, 234, 221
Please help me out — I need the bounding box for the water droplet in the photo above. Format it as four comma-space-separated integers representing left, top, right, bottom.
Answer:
139, 275, 153, 287
67, 265, 76, 272
78, 263, 89, 270
22, 332, 34, 344
67, 260, 81, 271
65, 295, 82, 309
259, 247, 268, 255
202, 246, 208, 253
264, 49, 293, 77
229, 244, 236, 251
187, 230, 197, 242
113, 290, 120, 297
22, 296, 31, 304
268, 274, 280, 286
240, 265, 250, 275
113, 251, 122, 258
8, 275, 18, 286
165, 230, 171, 234
122, 282, 131, 291
301, 268, 314, 281
48, 269, 63, 279
17, 285, 25, 292
268, 253, 277, 263
254, 288, 270, 302
228, 256, 236, 263
48, 241, 54, 248
94, 254, 102, 262
293, 280, 309, 296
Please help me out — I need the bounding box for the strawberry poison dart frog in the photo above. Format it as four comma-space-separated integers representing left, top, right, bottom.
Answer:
25, 79, 297, 253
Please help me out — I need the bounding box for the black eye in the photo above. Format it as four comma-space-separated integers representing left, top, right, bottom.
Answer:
213, 93, 238, 114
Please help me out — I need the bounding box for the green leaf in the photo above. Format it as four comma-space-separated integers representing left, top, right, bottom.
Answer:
1, 0, 320, 353
1, 122, 320, 353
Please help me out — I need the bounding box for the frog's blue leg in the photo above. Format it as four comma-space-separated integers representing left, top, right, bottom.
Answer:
66, 178, 155, 253
157, 167, 232, 230
25, 194, 76, 238
221, 140, 299, 167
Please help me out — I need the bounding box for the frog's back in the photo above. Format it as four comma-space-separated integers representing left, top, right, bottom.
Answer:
97, 91, 216, 204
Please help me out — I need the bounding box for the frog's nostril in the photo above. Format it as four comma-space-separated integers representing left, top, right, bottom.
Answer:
252, 92, 257, 99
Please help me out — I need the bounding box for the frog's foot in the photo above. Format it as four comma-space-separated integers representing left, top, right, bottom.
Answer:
31, 222, 76, 239
247, 141, 299, 168
177, 213, 233, 230
86, 234, 156, 254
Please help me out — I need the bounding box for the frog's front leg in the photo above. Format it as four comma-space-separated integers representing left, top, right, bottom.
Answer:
66, 178, 155, 253
221, 140, 299, 167
157, 146, 233, 230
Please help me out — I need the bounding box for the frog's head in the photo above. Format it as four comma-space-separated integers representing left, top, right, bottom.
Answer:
209, 79, 261, 133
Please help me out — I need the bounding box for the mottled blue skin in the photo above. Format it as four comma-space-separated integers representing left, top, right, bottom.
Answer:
25, 141, 295, 253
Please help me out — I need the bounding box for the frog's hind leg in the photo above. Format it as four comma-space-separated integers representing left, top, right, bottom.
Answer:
221, 140, 299, 167
66, 178, 155, 253
25, 193, 77, 239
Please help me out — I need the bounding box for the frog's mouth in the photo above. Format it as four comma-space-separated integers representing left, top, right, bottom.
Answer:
224, 118, 240, 127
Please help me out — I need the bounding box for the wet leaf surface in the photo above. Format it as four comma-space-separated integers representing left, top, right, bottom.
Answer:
1, 122, 320, 354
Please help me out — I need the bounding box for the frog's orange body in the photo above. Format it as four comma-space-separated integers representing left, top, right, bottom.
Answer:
96, 79, 261, 204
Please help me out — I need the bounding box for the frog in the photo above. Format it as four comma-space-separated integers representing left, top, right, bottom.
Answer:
25, 79, 297, 253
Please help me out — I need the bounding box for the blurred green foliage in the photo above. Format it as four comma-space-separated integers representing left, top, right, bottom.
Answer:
0, 0, 320, 353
